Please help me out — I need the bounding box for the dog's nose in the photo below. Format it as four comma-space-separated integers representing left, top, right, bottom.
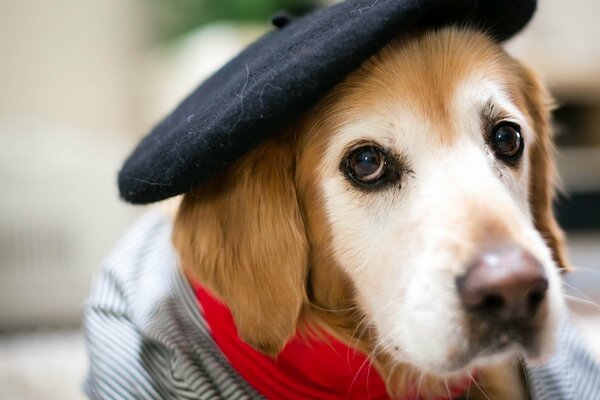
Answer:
457, 247, 548, 321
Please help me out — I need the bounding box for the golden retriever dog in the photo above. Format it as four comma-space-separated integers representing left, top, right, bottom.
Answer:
173, 27, 568, 399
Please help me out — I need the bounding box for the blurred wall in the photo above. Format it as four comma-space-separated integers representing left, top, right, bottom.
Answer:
0, 0, 151, 327
508, 0, 600, 99
508, 0, 600, 201
0, 0, 149, 135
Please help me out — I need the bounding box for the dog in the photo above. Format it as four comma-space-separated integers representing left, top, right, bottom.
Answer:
172, 27, 568, 399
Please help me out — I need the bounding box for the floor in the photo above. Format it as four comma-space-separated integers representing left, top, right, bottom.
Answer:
0, 330, 87, 400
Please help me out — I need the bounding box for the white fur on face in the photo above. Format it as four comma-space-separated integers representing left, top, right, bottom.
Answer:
319, 74, 564, 374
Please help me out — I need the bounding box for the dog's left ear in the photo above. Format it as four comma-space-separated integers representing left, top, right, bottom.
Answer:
519, 64, 570, 270
173, 135, 308, 356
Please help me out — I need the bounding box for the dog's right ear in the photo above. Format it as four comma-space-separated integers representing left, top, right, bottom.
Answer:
518, 64, 570, 271
173, 134, 308, 356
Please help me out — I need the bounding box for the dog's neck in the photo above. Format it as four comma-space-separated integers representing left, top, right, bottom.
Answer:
191, 278, 478, 400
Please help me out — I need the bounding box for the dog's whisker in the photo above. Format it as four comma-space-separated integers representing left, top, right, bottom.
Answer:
564, 294, 600, 309
348, 342, 381, 393
348, 314, 371, 348
309, 302, 358, 313
384, 362, 400, 394
566, 265, 600, 275
349, 331, 399, 392
467, 370, 490, 400
346, 314, 375, 372
366, 354, 373, 400
561, 281, 600, 308
463, 368, 472, 400
355, 332, 408, 394
444, 376, 452, 400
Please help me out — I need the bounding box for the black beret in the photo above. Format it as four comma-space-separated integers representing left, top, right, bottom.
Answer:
119, 0, 537, 204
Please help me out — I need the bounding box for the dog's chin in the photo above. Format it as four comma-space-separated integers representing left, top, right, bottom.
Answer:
460, 341, 535, 373
408, 346, 533, 377
391, 325, 557, 376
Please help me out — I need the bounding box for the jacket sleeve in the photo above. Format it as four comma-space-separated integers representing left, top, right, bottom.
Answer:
527, 319, 600, 400
83, 210, 260, 400
83, 212, 171, 400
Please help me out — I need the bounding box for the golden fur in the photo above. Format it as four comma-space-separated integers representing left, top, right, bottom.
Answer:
173, 28, 568, 399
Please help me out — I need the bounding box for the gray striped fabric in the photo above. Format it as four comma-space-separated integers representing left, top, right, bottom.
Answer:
84, 211, 600, 399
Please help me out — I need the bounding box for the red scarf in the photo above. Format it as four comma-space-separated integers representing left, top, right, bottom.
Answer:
192, 281, 471, 400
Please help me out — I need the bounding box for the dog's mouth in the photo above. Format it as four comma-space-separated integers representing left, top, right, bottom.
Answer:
392, 301, 555, 375
382, 316, 551, 376
476, 318, 543, 351
468, 324, 543, 364
437, 314, 551, 373
421, 336, 540, 375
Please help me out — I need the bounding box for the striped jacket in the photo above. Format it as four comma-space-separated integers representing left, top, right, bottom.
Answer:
84, 211, 600, 399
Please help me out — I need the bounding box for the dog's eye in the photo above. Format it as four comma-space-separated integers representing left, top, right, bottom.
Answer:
345, 146, 386, 184
492, 123, 524, 161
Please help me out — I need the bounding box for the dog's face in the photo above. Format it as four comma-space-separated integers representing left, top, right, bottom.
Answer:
175, 27, 568, 393
296, 28, 566, 374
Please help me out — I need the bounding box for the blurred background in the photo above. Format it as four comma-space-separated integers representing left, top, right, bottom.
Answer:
0, 0, 598, 398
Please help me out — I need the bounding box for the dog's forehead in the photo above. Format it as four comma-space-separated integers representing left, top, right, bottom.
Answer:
323, 29, 524, 147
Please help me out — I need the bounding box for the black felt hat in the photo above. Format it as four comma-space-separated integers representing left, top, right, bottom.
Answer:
119, 0, 537, 204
